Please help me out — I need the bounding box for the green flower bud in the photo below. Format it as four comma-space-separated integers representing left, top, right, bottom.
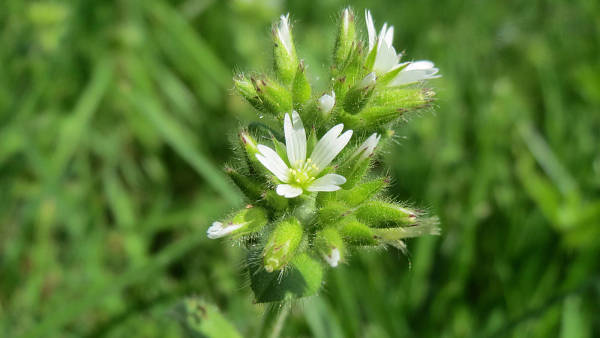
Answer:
263, 190, 289, 211
343, 73, 376, 114
225, 166, 263, 202
234, 74, 263, 111
336, 133, 381, 188
337, 216, 377, 246
207, 206, 268, 239
263, 217, 303, 272
317, 200, 348, 224
346, 88, 432, 129
273, 14, 298, 85
315, 227, 345, 267
333, 8, 356, 70
252, 77, 292, 116
355, 201, 418, 228
336, 177, 388, 207
292, 60, 311, 109
239, 130, 264, 173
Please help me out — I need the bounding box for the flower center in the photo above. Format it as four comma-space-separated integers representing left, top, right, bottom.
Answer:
288, 167, 315, 186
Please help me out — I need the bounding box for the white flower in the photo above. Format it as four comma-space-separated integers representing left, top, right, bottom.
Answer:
354, 133, 381, 160
255, 111, 353, 198
365, 10, 400, 74
323, 247, 341, 267
207, 221, 246, 239
365, 10, 440, 85
276, 14, 293, 55
318, 91, 336, 114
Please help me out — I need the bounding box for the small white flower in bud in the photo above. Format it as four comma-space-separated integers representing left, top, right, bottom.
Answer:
323, 247, 341, 267
359, 72, 377, 88
207, 221, 245, 239
354, 133, 381, 160
276, 14, 293, 55
318, 91, 336, 114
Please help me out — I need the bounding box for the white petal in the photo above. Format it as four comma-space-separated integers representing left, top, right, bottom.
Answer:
342, 9, 350, 35
276, 184, 303, 198
390, 68, 440, 86
307, 174, 346, 192
309, 125, 353, 172
359, 72, 377, 88
277, 14, 293, 55
256, 145, 290, 181
383, 25, 394, 47
374, 41, 400, 74
354, 133, 381, 160
318, 91, 336, 114
323, 248, 341, 267
404, 60, 435, 71
365, 10, 376, 51
207, 221, 244, 239
284, 111, 306, 168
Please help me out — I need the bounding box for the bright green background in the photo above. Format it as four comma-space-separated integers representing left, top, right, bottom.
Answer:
1, 0, 599, 337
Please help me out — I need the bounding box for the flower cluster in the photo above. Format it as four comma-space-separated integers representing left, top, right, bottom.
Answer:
208, 8, 440, 303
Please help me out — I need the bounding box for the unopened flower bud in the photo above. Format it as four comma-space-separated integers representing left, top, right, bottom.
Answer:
263, 217, 303, 272
292, 60, 311, 108
315, 227, 345, 267
355, 201, 419, 228
359, 72, 377, 88
207, 206, 268, 239
273, 14, 298, 84
225, 166, 262, 202
333, 8, 356, 68
318, 91, 336, 114
234, 74, 263, 111
252, 77, 293, 116
337, 217, 377, 246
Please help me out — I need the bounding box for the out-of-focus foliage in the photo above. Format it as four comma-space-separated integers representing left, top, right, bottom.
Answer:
0, 0, 598, 337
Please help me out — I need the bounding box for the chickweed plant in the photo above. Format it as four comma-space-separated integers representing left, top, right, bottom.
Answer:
208, 8, 441, 303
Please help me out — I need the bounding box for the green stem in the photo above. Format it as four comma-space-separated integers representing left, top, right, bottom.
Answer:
269, 305, 290, 338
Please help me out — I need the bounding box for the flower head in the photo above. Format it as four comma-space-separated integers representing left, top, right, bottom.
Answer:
318, 91, 336, 114
354, 133, 381, 160
365, 10, 440, 85
207, 221, 245, 239
256, 111, 353, 198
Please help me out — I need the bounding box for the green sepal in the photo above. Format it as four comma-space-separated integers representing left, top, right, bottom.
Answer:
292, 60, 311, 109
337, 217, 377, 246
239, 130, 264, 174
263, 190, 289, 211
173, 297, 242, 338
317, 200, 348, 225
336, 177, 388, 207
234, 74, 263, 111
315, 227, 345, 266
271, 136, 289, 166
252, 77, 292, 116
249, 251, 323, 303
262, 217, 303, 272
332, 44, 364, 102
354, 201, 417, 228
225, 166, 263, 202
375, 63, 408, 87
333, 8, 356, 70
343, 84, 375, 115
372, 220, 441, 241
216, 206, 268, 239
336, 149, 372, 189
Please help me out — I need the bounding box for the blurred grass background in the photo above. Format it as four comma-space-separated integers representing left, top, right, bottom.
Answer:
1, 0, 599, 337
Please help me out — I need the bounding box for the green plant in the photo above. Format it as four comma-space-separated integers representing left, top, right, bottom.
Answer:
208, 8, 441, 303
